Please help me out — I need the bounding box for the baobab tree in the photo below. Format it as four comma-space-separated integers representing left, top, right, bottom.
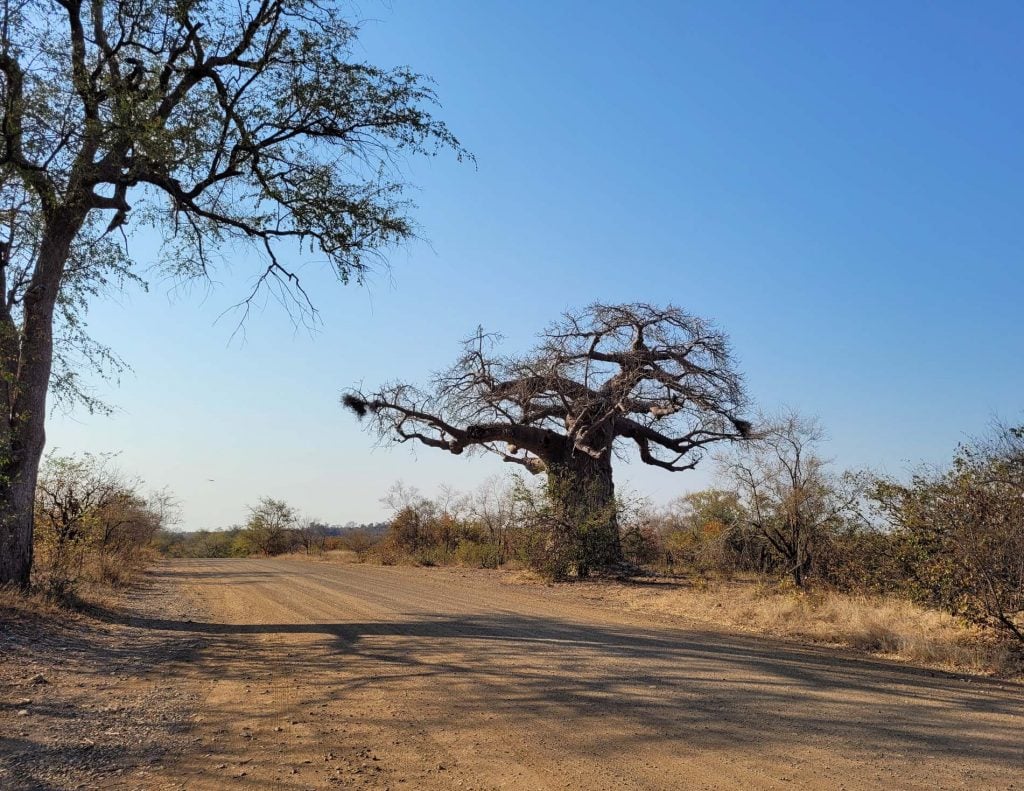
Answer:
0, 0, 465, 585
345, 303, 752, 576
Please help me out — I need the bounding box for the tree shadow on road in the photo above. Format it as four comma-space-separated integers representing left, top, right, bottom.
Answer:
11, 561, 1021, 791
84, 588, 1024, 772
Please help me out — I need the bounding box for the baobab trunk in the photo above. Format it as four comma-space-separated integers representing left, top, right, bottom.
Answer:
545, 451, 622, 578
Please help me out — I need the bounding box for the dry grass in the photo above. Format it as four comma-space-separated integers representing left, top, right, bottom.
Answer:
0, 575, 129, 624
527, 575, 1020, 678
0, 585, 67, 622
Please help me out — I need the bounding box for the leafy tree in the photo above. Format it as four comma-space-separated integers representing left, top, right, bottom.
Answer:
388, 505, 430, 555
671, 489, 746, 534
243, 496, 296, 556
660, 488, 752, 574
871, 426, 1024, 645
346, 303, 751, 577
0, 0, 465, 586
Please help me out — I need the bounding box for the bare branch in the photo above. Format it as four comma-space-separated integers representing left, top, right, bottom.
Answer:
347, 303, 751, 476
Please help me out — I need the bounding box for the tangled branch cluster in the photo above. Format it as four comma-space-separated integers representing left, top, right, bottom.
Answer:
346, 303, 751, 474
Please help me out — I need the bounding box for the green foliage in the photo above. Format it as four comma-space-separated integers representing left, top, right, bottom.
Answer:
398, 506, 432, 551
513, 474, 621, 581
869, 427, 1024, 645
369, 480, 523, 570
817, 524, 904, 595
3, 0, 468, 288
454, 539, 502, 569
379, 503, 499, 569
242, 498, 298, 556
658, 489, 755, 575
153, 527, 249, 559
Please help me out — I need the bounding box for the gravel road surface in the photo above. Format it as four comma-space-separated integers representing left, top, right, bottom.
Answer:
148, 558, 1023, 790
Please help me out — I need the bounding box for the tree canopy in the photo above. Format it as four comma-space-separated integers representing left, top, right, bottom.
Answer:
0, 0, 465, 586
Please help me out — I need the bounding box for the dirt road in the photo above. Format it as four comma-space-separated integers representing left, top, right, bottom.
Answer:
6, 558, 1020, 789
126, 557, 1019, 790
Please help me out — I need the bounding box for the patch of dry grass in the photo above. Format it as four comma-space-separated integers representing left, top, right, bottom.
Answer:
0, 585, 66, 622
728, 587, 1007, 671
549, 575, 1019, 678
0, 577, 129, 623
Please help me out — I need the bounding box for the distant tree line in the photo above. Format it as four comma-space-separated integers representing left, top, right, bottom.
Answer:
152, 499, 386, 559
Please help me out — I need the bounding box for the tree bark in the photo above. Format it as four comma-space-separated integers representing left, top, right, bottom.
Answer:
0, 212, 80, 587
0, 478, 36, 587
544, 450, 622, 578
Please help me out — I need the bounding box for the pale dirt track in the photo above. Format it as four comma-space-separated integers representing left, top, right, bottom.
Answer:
150, 558, 1022, 790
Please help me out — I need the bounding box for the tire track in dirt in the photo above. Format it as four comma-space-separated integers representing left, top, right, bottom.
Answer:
151, 558, 1023, 790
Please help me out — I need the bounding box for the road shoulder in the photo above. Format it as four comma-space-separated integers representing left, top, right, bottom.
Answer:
0, 573, 209, 790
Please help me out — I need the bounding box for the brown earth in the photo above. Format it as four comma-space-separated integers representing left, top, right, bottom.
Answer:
3, 557, 1023, 789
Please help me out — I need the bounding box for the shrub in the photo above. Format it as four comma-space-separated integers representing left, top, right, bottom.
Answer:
454, 540, 502, 568
338, 529, 381, 561
620, 523, 662, 567
34, 453, 174, 597
870, 426, 1024, 646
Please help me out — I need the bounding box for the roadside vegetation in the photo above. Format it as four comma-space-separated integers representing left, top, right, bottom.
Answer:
159, 420, 1024, 677
19, 412, 1017, 678
141, 418, 1024, 677
30, 453, 177, 602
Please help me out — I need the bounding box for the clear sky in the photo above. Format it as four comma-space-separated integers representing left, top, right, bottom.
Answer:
48, 1, 1024, 529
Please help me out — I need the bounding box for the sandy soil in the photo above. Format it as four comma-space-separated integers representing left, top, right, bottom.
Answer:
4, 558, 1023, 789
0, 578, 207, 789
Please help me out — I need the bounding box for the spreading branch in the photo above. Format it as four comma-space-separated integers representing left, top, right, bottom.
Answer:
345, 303, 751, 475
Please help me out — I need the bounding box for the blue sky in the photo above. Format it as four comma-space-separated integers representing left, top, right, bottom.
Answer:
49, 1, 1024, 528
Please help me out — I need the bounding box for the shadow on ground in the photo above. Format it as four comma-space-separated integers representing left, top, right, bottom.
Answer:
5, 561, 1023, 790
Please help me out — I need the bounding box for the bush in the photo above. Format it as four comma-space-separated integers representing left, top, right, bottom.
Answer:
338, 529, 381, 561
372, 481, 522, 569
869, 426, 1024, 646
621, 523, 662, 567
34, 453, 175, 597
454, 540, 502, 568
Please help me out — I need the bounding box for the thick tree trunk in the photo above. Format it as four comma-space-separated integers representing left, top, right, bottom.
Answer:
0, 213, 80, 587
0, 475, 36, 587
545, 451, 622, 578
